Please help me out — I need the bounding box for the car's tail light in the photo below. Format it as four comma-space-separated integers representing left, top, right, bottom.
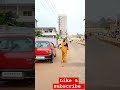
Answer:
48, 50, 52, 55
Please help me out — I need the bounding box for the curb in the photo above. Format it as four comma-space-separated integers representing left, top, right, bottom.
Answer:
98, 38, 120, 47
78, 42, 85, 46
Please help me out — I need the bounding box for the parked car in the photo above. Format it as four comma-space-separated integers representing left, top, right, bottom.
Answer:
0, 35, 35, 80
35, 41, 56, 63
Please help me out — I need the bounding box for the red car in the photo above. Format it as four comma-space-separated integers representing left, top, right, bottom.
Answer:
35, 41, 56, 63
0, 35, 35, 80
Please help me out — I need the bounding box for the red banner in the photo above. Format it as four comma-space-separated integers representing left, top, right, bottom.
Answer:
53, 77, 85, 89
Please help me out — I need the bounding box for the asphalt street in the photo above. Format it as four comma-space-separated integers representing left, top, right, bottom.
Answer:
86, 38, 120, 89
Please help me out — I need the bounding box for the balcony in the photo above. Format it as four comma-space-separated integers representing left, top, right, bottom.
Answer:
17, 16, 34, 22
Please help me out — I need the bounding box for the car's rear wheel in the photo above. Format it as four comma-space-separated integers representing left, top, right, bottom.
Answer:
50, 60, 53, 63
50, 54, 54, 63
54, 53, 56, 57
50, 58, 53, 63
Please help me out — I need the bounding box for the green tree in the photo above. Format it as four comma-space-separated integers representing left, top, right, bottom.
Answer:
56, 34, 60, 39
76, 33, 81, 38
106, 17, 113, 29
0, 11, 18, 26
35, 30, 42, 37
99, 17, 113, 30
99, 17, 107, 28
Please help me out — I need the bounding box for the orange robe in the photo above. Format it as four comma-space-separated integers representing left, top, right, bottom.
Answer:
61, 42, 68, 63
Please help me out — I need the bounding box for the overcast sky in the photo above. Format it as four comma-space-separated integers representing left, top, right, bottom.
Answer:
35, 0, 85, 35
86, 0, 120, 20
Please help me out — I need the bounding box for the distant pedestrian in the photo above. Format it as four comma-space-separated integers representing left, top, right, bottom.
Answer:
58, 39, 69, 66
58, 44, 62, 50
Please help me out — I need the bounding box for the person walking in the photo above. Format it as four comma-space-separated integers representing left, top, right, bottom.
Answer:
58, 39, 69, 67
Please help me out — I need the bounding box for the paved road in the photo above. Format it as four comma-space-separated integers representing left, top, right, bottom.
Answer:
35, 42, 85, 90
86, 38, 120, 89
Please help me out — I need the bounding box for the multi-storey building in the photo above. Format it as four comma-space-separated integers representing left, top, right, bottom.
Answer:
0, 0, 35, 27
58, 15, 67, 37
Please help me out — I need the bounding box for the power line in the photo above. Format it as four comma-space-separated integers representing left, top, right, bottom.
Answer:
38, 0, 58, 29
43, 0, 58, 18
48, 0, 58, 15
38, 0, 57, 19
44, 0, 57, 14
42, 0, 57, 18
39, 0, 47, 11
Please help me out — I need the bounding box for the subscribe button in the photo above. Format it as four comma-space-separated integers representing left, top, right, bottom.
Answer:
53, 77, 85, 89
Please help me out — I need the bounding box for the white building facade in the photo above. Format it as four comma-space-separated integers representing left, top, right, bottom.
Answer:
36, 27, 57, 37
36, 27, 58, 45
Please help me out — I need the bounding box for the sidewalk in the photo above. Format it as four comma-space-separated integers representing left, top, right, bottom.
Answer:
98, 37, 120, 47
77, 41, 85, 46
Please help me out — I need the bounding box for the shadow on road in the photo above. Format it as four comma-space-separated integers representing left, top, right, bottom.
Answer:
0, 80, 35, 88
35, 60, 53, 63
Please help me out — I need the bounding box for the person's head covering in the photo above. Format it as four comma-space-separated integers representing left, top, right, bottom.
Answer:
63, 38, 66, 42
63, 38, 67, 42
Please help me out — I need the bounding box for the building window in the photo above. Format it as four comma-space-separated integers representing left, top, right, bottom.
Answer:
32, 5, 35, 11
49, 29, 53, 33
50, 30, 52, 32
45, 31, 48, 33
23, 11, 32, 16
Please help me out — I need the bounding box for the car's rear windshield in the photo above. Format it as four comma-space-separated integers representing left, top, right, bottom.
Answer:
0, 37, 34, 52
35, 41, 50, 48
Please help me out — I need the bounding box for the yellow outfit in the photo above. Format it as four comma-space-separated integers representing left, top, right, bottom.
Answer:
61, 42, 68, 63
